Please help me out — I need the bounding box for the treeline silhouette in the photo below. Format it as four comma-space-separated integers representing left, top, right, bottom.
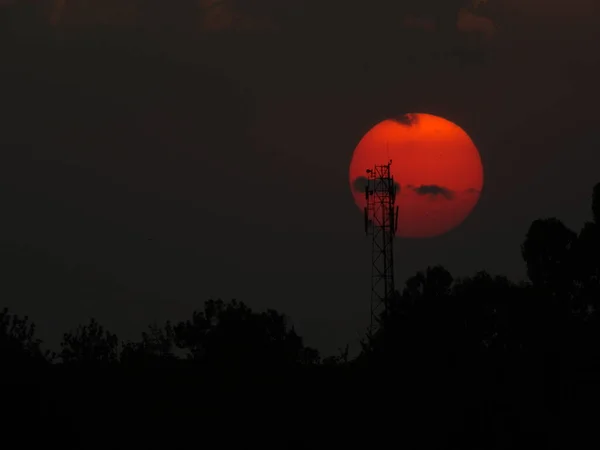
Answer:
4, 184, 600, 449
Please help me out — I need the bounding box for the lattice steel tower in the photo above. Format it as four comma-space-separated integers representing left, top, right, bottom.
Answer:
363, 160, 398, 337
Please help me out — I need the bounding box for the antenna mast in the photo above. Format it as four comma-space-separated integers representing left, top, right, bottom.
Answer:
363, 159, 399, 338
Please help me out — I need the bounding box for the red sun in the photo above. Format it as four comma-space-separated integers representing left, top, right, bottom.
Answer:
349, 113, 484, 238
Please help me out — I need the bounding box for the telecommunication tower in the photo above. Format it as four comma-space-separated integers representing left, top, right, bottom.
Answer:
363, 160, 398, 337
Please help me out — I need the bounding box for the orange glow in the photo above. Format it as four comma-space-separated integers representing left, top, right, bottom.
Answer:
349, 113, 484, 238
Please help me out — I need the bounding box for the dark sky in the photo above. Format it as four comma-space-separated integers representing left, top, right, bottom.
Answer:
1, 0, 599, 355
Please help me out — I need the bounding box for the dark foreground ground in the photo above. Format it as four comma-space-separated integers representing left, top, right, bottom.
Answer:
5, 353, 600, 450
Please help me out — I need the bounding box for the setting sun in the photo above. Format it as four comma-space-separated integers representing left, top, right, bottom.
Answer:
349, 113, 484, 238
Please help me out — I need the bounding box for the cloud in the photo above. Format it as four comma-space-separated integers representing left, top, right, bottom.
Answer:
412, 185, 455, 200
393, 113, 420, 126
353, 177, 369, 193
457, 8, 495, 39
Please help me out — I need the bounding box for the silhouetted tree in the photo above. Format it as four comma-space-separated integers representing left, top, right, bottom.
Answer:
452, 271, 513, 352
173, 299, 316, 369
0, 307, 48, 365
298, 345, 321, 365
121, 321, 177, 366
392, 266, 452, 349
521, 217, 577, 298
521, 217, 584, 440
321, 344, 349, 366
572, 183, 600, 317
567, 183, 600, 378
60, 318, 119, 365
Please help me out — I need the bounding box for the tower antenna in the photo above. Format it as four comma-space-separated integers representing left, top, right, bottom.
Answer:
363, 160, 398, 340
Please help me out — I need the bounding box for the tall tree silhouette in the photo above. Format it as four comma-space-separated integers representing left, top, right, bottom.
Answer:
573, 183, 600, 316
522, 217, 577, 299
521, 217, 581, 446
